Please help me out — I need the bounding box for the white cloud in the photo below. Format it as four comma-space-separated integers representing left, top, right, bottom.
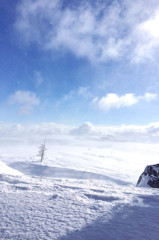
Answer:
8, 90, 40, 115
93, 93, 157, 111
141, 12, 159, 38
15, 0, 159, 63
132, 10, 159, 63
142, 93, 158, 102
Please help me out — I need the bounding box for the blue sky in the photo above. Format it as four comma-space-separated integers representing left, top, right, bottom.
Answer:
1, 0, 159, 125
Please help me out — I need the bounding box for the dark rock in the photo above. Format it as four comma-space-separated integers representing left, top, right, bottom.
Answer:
137, 164, 159, 188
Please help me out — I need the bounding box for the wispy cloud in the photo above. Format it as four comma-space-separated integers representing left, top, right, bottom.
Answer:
93, 93, 157, 111
8, 90, 40, 115
34, 71, 44, 86
15, 0, 159, 64
57, 86, 91, 105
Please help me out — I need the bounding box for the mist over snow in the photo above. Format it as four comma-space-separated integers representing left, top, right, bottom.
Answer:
1, 121, 159, 182
1, 122, 159, 143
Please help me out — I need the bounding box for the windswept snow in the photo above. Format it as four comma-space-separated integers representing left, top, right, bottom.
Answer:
0, 135, 159, 239
0, 160, 22, 176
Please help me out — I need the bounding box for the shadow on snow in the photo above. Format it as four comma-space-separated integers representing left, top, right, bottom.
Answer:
9, 162, 130, 186
58, 202, 159, 240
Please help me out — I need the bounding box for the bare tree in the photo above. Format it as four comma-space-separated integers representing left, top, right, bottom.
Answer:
38, 138, 47, 162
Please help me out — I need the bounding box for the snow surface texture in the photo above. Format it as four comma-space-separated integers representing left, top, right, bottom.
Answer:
0, 135, 159, 240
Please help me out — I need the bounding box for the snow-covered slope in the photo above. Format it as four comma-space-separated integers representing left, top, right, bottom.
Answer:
0, 137, 159, 240
0, 160, 22, 176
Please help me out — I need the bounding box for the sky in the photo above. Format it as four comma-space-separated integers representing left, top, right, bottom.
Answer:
1, 0, 159, 126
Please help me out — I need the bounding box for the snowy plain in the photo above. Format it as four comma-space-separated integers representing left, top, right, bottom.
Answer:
0, 123, 159, 239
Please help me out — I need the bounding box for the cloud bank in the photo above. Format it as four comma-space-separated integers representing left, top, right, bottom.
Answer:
15, 0, 159, 63
1, 122, 159, 143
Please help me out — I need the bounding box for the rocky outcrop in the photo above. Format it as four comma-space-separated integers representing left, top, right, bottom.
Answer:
137, 164, 159, 188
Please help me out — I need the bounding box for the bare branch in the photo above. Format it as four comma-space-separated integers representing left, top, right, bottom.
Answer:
37, 138, 47, 162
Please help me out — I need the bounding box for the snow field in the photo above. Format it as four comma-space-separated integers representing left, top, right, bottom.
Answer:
0, 138, 159, 239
